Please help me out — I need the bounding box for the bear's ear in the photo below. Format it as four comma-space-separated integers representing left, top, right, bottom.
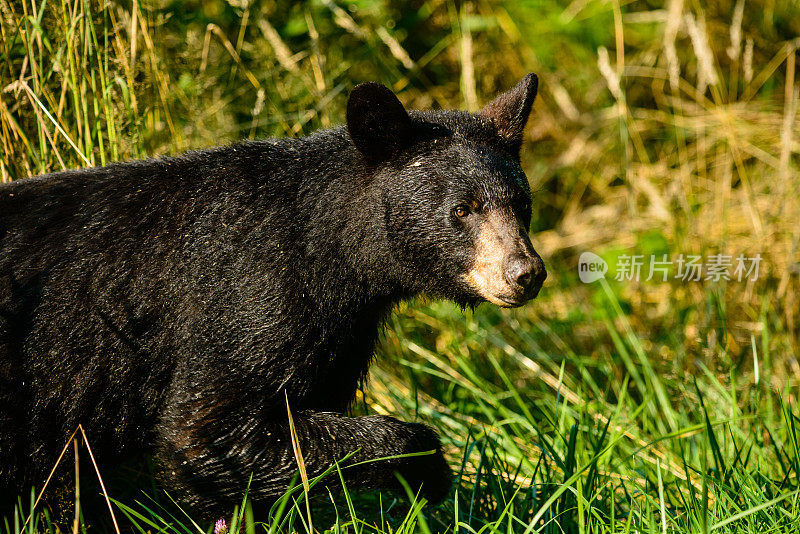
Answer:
479, 73, 538, 153
347, 82, 412, 163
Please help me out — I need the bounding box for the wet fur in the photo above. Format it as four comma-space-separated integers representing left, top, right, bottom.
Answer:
0, 76, 540, 517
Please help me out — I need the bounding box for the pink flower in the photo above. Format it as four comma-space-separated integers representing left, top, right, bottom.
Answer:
214, 519, 228, 534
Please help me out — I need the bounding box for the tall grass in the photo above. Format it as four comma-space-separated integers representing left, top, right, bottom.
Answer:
2, 0, 800, 532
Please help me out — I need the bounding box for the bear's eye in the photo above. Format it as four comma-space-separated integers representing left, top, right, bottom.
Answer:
453, 205, 471, 218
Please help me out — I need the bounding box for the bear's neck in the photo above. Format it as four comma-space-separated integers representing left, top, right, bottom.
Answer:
283, 127, 416, 319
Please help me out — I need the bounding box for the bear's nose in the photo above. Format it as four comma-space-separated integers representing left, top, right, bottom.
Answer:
505, 255, 546, 292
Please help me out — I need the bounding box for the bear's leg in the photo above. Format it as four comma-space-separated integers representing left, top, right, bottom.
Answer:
154, 410, 450, 519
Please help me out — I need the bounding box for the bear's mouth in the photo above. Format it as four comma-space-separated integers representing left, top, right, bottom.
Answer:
493, 284, 543, 308
496, 296, 525, 308
493, 294, 527, 308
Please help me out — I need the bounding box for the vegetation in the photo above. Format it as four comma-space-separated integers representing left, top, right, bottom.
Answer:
2, 0, 799, 532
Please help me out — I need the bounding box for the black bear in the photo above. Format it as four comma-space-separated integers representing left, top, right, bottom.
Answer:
0, 74, 546, 518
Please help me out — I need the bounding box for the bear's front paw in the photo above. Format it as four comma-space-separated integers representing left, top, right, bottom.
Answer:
396, 422, 452, 504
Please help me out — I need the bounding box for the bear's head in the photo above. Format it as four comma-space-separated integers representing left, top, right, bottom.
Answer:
347, 74, 546, 308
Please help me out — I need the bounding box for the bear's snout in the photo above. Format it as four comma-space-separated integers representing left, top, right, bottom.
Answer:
463, 211, 546, 307
503, 251, 546, 302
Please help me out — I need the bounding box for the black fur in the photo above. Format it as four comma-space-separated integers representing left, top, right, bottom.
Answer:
0, 75, 543, 518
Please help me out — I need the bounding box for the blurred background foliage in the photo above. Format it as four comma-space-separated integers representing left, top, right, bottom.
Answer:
2, 0, 800, 531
